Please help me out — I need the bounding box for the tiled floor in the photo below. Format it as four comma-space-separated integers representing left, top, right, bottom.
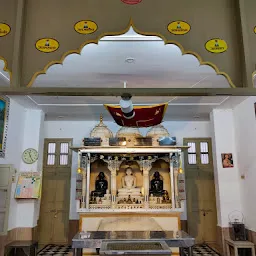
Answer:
37, 244, 72, 255
37, 244, 220, 255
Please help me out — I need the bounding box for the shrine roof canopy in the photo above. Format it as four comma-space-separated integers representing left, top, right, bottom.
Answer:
1, 0, 256, 90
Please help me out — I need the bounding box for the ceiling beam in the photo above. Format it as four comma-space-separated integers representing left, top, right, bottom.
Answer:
0, 87, 256, 96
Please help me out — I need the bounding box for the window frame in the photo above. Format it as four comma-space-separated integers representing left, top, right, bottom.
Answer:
44, 139, 73, 168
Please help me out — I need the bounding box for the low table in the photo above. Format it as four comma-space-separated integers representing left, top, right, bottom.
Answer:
72, 231, 195, 256
100, 240, 171, 255
4, 240, 38, 256
225, 238, 256, 256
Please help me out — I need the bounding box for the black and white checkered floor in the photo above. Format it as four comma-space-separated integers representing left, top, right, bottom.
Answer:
37, 244, 72, 255
184, 244, 220, 255
37, 244, 220, 255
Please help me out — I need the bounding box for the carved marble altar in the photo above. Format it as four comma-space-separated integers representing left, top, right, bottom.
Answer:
71, 121, 191, 256
72, 146, 187, 213
72, 119, 187, 213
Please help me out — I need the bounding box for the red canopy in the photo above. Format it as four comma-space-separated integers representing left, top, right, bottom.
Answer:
104, 103, 168, 127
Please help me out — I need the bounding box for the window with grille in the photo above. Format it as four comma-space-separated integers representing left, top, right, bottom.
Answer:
187, 142, 196, 164
60, 143, 69, 166
47, 143, 56, 166
185, 140, 211, 166
200, 142, 209, 165
45, 141, 71, 167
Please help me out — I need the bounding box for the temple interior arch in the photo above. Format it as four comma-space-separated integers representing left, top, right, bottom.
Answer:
1, 3, 256, 255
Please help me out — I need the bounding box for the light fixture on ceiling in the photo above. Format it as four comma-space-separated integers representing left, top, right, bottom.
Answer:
125, 57, 135, 64
193, 115, 200, 119
119, 93, 135, 119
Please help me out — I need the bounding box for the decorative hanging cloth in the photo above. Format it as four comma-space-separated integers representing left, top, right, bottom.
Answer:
104, 103, 168, 127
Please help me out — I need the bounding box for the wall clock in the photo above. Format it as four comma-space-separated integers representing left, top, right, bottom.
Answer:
22, 148, 39, 164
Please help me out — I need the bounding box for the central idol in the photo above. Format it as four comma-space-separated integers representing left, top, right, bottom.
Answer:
117, 167, 141, 197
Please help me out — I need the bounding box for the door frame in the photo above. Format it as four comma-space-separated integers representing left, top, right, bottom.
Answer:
0, 164, 14, 235
38, 138, 73, 245
183, 137, 217, 243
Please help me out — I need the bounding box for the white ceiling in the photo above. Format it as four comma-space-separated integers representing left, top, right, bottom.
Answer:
0, 28, 250, 121
10, 95, 247, 121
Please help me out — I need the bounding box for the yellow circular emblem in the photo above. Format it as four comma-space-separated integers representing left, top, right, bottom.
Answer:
35, 38, 59, 53
254, 26, 256, 34
74, 20, 98, 35
167, 21, 191, 35
0, 23, 11, 37
205, 38, 228, 53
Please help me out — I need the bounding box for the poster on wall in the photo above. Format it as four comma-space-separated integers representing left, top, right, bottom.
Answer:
221, 153, 234, 168
0, 96, 10, 158
15, 172, 41, 199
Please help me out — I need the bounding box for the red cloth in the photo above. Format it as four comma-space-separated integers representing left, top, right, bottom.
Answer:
104, 103, 168, 127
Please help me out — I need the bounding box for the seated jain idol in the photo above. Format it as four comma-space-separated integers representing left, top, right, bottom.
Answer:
117, 167, 144, 204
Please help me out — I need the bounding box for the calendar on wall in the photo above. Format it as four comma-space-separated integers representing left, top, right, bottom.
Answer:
15, 172, 41, 199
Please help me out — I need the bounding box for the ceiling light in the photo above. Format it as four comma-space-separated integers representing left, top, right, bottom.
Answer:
193, 116, 200, 119
125, 57, 135, 64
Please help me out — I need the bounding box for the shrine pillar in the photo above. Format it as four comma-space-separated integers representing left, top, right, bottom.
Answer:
107, 159, 122, 204
81, 171, 86, 208
79, 151, 89, 209
170, 153, 181, 209
141, 160, 152, 205
169, 154, 175, 210
85, 153, 91, 209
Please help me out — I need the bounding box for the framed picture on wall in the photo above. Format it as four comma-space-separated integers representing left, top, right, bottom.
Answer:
221, 153, 234, 168
0, 96, 10, 158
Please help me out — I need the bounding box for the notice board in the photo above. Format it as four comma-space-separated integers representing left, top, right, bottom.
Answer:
15, 172, 41, 199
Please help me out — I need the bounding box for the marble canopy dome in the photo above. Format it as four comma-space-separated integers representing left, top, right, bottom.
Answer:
146, 124, 170, 146
116, 127, 142, 138
146, 124, 170, 137
90, 116, 113, 146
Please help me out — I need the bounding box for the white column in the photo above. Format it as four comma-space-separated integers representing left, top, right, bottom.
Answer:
17, 109, 45, 228
210, 109, 242, 227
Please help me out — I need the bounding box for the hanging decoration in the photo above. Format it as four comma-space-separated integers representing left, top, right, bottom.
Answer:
104, 101, 168, 127
74, 20, 98, 35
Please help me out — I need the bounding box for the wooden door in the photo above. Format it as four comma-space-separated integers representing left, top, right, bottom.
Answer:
0, 165, 13, 235
39, 139, 72, 246
184, 138, 217, 244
